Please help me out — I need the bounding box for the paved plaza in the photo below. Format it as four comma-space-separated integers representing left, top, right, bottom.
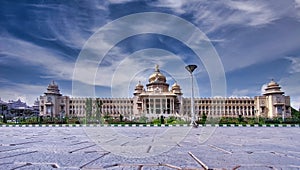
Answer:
0, 126, 299, 170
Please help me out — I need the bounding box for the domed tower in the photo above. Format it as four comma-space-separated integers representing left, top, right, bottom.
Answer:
132, 64, 184, 119
40, 81, 69, 119
146, 64, 169, 93
171, 82, 182, 95
171, 82, 183, 115
263, 80, 284, 95
133, 81, 144, 96
45, 81, 61, 96
255, 79, 291, 119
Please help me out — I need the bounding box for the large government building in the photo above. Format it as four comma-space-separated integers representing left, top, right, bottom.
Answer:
39, 65, 291, 121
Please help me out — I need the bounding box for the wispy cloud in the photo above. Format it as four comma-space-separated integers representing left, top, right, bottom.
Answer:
103, 49, 192, 97
279, 56, 300, 109
0, 82, 45, 105
149, 0, 299, 32
150, 0, 187, 14
108, 0, 137, 4
295, 0, 300, 8
279, 74, 300, 109
286, 56, 300, 73
0, 37, 75, 81
231, 88, 251, 97
260, 83, 268, 95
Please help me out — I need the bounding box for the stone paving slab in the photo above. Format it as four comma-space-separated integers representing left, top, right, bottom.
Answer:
0, 126, 299, 169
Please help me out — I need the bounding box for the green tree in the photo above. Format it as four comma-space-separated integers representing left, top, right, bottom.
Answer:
85, 98, 93, 121
119, 114, 124, 122
201, 113, 207, 124
238, 114, 244, 123
167, 116, 176, 124
152, 118, 160, 124
95, 98, 102, 123
139, 115, 148, 124
3, 114, 6, 124
160, 115, 165, 124
291, 107, 300, 119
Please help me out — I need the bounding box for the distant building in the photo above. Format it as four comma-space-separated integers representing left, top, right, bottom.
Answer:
0, 98, 37, 120
0, 98, 9, 119
39, 65, 291, 120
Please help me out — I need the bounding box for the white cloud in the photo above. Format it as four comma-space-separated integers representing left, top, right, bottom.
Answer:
290, 96, 300, 110
72, 12, 220, 97
286, 57, 300, 73
0, 37, 75, 81
295, 0, 300, 8
232, 88, 251, 97
0, 83, 45, 105
108, 0, 137, 4
106, 48, 191, 97
279, 58, 300, 109
150, 0, 187, 14
225, 1, 279, 26
260, 84, 268, 95
149, 0, 299, 33
280, 77, 300, 109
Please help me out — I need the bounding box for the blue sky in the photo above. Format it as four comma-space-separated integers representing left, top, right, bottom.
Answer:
0, 0, 300, 109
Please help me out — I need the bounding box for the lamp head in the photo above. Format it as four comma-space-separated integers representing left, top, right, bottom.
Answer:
185, 65, 197, 74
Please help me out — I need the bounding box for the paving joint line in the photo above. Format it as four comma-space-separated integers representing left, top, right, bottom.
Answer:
11, 162, 32, 170
0, 151, 38, 160
102, 163, 182, 169
69, 144, 97, 153
9, 140, 43, 146
79, 152, 110, 169
207, 144, 233, 154
188, 151, 210, 170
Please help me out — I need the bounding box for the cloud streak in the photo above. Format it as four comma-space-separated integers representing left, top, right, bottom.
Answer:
149, 0, 300, 32
0, 82, 45, 105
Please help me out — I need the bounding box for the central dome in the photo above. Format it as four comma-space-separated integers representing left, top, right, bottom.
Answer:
148, 65, 166, 83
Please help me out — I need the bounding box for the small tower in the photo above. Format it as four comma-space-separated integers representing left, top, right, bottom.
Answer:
40, 81, 69, 119
133, 81, 144, 96
171, 82, 182, 95
255, 79, 291, 119
171, 82, 183, 115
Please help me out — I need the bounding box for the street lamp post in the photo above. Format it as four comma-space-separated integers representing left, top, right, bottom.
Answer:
255, 109, 260, 124
282, 108, 285, 122
185, 65, 197, 126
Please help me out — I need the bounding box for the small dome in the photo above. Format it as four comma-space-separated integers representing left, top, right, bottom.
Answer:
148, 65, 166, 83
134, 81, 144, 95
172, 82, 180, 89
171, 82, 182, 95
45, 81, 61, 95
268, 79, 278, 86
264, 79, 284, 95
135, 81, 143, 89
48, 80, 58, 87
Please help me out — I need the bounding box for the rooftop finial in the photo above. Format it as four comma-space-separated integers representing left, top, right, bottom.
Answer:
155, 64, 159, 72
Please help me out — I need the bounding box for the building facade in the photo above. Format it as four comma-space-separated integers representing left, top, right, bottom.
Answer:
132, 65, 183, 120
39, 66, 291, 120
0, 98, 38, 121
39, 81, 70, 119
254, 80, 291, 119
